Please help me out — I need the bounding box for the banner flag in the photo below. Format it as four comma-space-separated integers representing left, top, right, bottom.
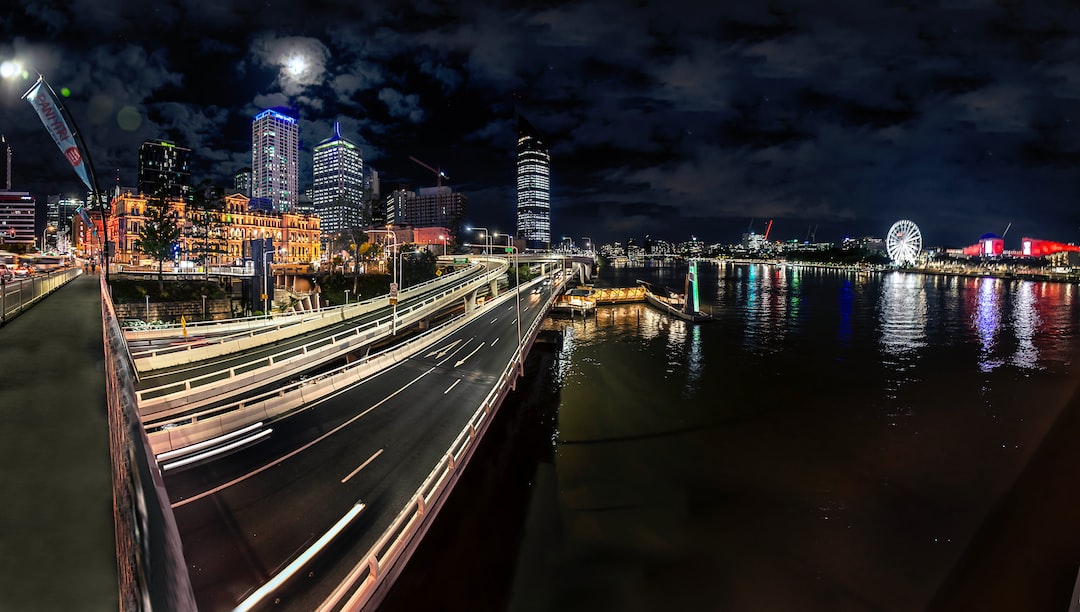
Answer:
22, 77, 95, 194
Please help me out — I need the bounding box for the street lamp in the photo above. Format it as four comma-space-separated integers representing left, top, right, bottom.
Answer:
366, 228, 399, 335
581, 236, 592, 254
263, 246, 285, 316
41, 225, 54, 253
438, 234, 447, 256
469, 226, 490, 255
505, 245, 524, 376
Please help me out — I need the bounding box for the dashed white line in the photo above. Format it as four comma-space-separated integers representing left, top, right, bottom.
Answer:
492, 337, 500, 346
341, 449, 384, 484
444, 379, 462, 394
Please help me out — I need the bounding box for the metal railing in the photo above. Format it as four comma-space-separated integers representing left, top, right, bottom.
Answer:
0, 268, 82, 325
100, 273, 197, 610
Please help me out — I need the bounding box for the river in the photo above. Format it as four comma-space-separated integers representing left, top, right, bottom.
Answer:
381, 261, 1080, 612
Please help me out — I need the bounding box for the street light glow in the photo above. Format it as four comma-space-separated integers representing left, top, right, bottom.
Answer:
0, 61, 21, 80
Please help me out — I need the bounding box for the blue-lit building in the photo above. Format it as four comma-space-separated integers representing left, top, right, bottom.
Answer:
312, 122, 365, 244
251, 108, 299, 214
516, 115, 551, 249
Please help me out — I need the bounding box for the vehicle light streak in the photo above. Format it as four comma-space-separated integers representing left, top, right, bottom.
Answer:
171, 365, 437, 509
162, 428, 272, 472
233, 500, 367, 612
155, 421, 265, 462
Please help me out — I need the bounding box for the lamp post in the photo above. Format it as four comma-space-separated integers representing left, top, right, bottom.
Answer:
469, 226, 490, 255
366, 228, 399, 335
41, 225, 54, 253
581, 236, 592, 255
506, 245, 524, 375
262, 246, 285, 316
439, 234, 447, 256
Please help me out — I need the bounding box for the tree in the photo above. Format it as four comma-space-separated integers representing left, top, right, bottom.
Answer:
135, 193, 182, 292
186, 181, 228, 277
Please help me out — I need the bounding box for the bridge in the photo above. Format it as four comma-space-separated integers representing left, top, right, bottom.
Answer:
71, 252, 592, 610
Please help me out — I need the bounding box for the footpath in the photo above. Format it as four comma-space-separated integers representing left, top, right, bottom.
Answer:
0, 272, 117, 611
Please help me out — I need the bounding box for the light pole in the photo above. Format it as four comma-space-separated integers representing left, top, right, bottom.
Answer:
41, 225, 54, 253
469, 226, 490, 255
366, 228, 399, 335
581, 236, 592, 255
439, 234, 447, 256
506, 245, 524, 375
262, 246, 285, 316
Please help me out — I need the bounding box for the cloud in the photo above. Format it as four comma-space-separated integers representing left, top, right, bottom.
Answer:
250, 34, 331, 96
377, 88, 424, 123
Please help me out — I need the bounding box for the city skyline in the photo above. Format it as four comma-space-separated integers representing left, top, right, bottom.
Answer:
0, 1, 1078, 248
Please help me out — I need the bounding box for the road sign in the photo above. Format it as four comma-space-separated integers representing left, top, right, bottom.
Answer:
505, 247, 513, 253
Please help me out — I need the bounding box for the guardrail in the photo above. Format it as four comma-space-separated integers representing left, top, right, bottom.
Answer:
100, 273, 197, 610
0, 268, 83, 325
316, 278, 559, 611
140, 260, 510, 431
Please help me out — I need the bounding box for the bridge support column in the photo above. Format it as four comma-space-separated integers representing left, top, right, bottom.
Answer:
488, 278, 499, 298
464, 289, 478, 313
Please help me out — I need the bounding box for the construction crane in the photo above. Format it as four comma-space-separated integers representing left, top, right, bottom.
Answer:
409, 156, 448, 188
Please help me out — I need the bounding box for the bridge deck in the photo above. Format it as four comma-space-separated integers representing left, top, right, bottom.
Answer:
0, 272, 117, 611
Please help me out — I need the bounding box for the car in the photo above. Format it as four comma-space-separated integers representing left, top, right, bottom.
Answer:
532, 286, 543, 294
0, 264, 12, 282
12, 265, 31, 278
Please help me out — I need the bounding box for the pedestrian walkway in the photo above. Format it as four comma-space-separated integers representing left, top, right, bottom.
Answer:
0, 272, 117, 611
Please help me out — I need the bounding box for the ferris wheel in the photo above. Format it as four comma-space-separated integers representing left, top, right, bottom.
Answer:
886, 220, 922, 265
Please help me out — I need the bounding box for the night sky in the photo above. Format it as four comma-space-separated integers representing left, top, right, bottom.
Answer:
1, 0, 1079, 248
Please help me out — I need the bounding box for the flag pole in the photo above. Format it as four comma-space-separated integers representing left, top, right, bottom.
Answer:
22, 73, 109, 279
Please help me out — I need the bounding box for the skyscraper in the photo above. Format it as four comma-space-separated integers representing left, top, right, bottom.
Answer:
516, 115, 551, 248
234, 167, 251, 197
137, 140, 192, 199
0, 135, 11, 191
251, 108, 299, 214
312, 122, 364, 241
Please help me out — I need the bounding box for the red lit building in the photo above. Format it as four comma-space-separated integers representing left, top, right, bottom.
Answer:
1020, 237, 1080, 258
962, 233, 1004, 257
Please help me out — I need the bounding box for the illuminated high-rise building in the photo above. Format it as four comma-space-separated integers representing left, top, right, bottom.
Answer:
312, 122, 365, 240
234, 167, 251, 197
251, 108, 299, 214
137, 140, 192, 199
0, 135, 11, 191
516, 115, 550, 248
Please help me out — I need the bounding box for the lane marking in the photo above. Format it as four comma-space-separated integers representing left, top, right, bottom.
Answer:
172, 365, 437, 509
492, 337, 500, 347
490, 317, 498, 325
436, 338, 473, 367
454, 342, 486, 368
341, 448, 384, 484
444, 379, 461, 394
424, 338, 463, 360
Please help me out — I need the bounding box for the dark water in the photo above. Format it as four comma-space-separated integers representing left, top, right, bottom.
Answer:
382, 262, 1080, 612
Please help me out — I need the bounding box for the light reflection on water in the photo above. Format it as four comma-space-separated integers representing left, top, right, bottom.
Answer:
527, 262, 1080, 612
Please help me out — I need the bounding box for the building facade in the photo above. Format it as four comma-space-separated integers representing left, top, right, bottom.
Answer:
107, 191, 320, 266
313, 122, 365, 244
384, 186, 466, 242
516, 115, 551, 249
0, 191, 36, 247
138, 140, 192, 200
251, 109, 299, 214
0, 135, 11, 191
234, 167, 251, 197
